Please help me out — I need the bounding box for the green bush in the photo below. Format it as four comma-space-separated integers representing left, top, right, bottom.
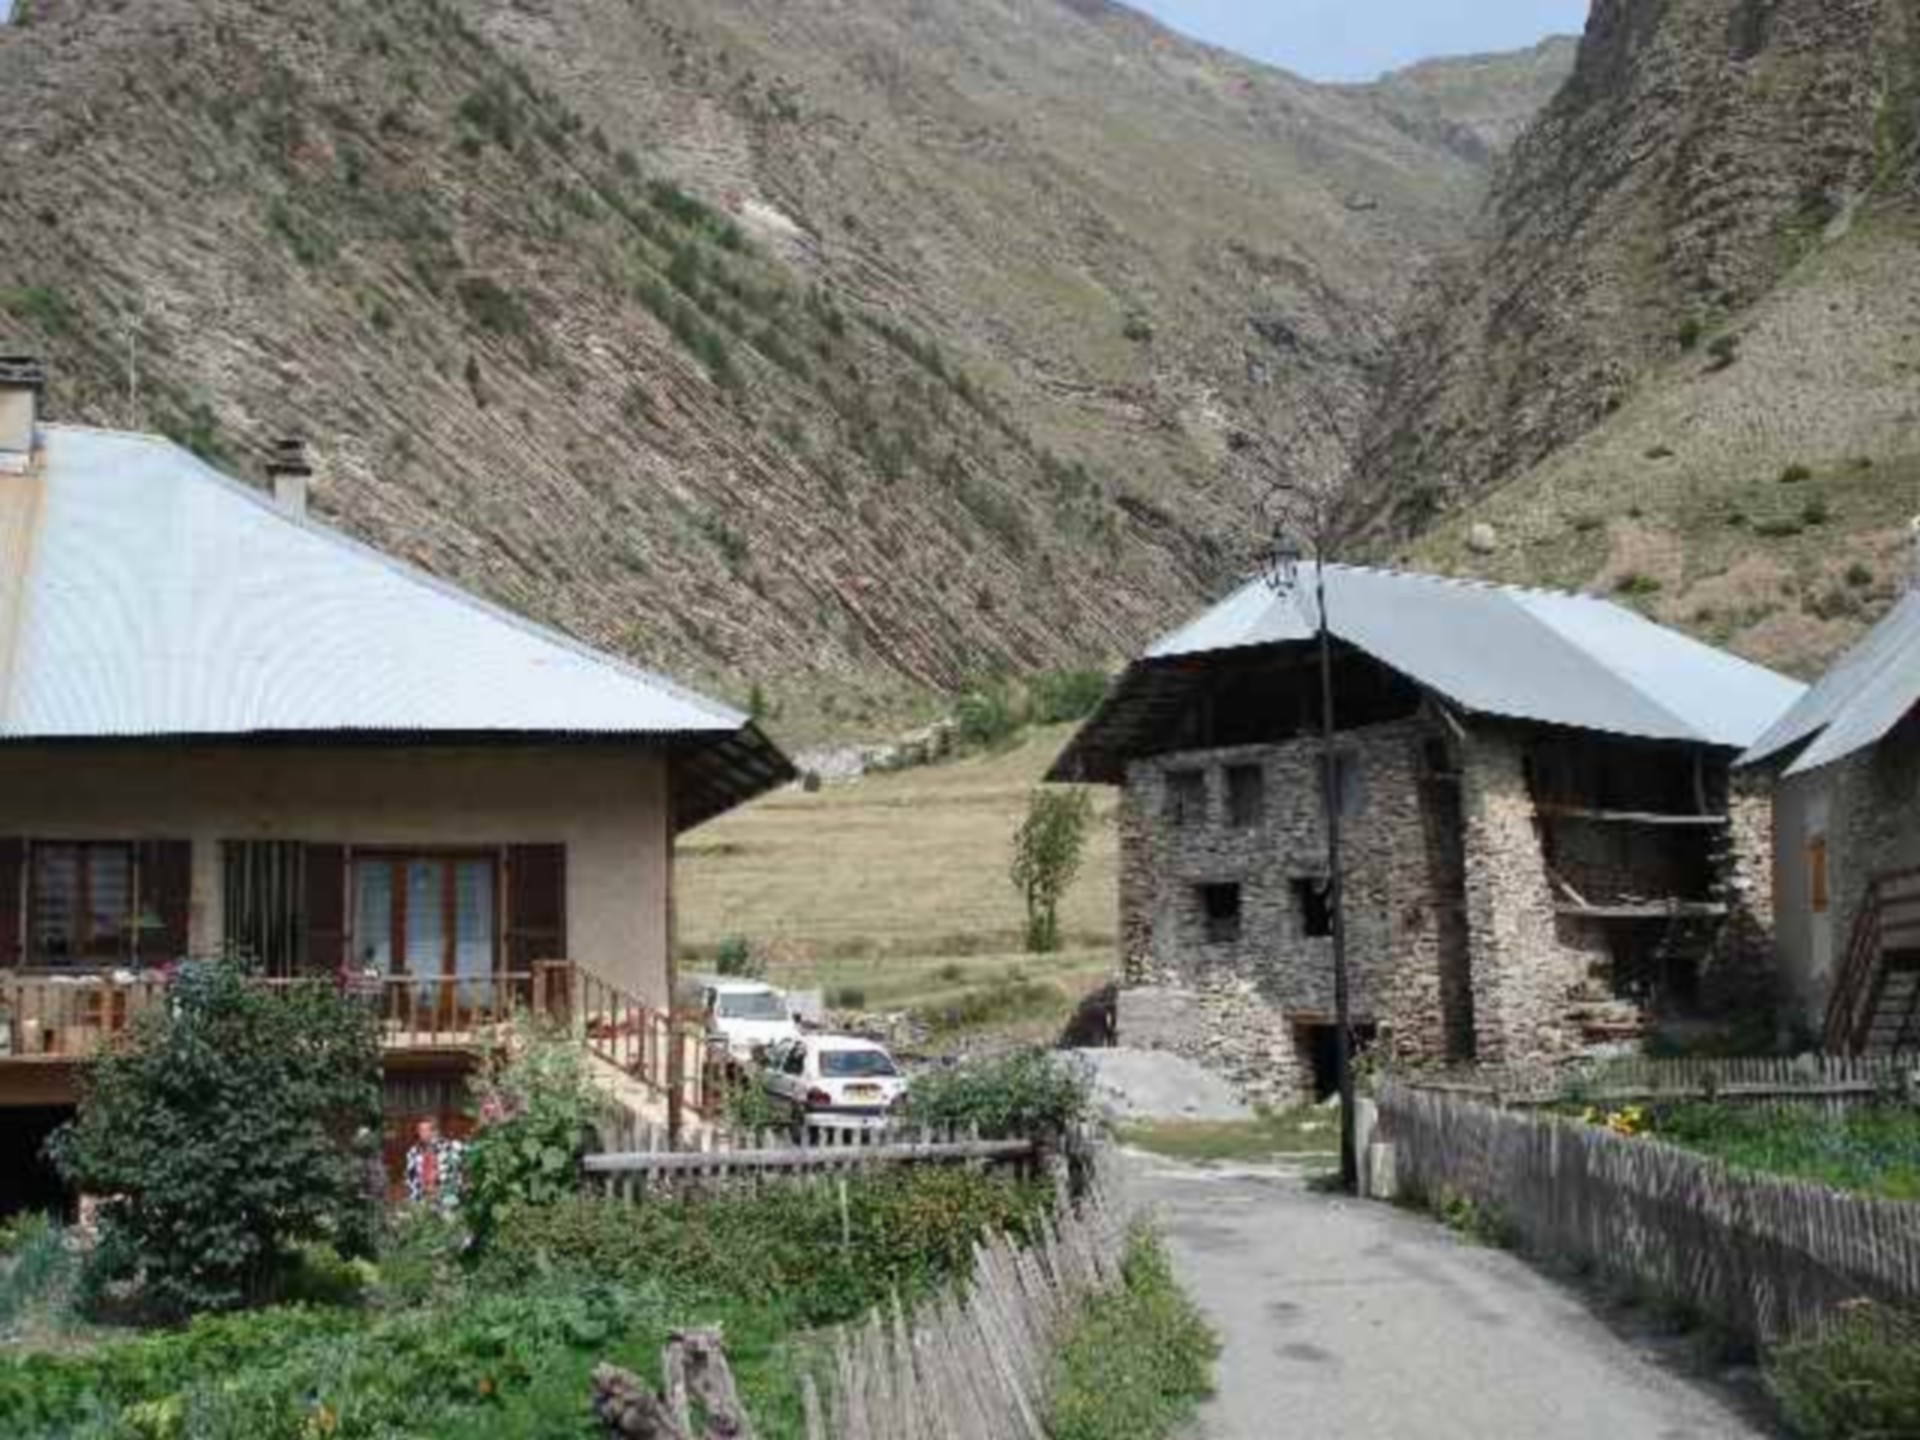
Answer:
715, 935, 761, 978
956, 685, 1021, 751
1029, 668, 1110, 725
3, 285, 78, 337
1769, 1304, 1920, 1440
1676, 317, 1703, 351
50, 960, 381, 1319
1803, 497, 1832, 526
905, 1048, 1091, 1140
1650, 1103, 1920, 1199
495, 1166, 1051, 1327
1847, 562, 1876, 589
826, 983, 868, 1010
462, 1026, 600, 1245
1780, 463, 1815, 484
1614, 572, 1663, 599
455, 275, 530, 336
1045, 1231, 1216, 1440
1707, 334, 1741, 370
0, 1216, 76, 1335
1011, 786, 1095, 953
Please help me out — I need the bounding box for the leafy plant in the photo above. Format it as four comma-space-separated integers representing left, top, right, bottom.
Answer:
1769, 1303, 1920, 1440
955, 685, 1022, 751
905, 1048, 1092, 1140
1011, 786, 1095, 953
462, 1024, 600, 1244
714, 935, 761, 979
1613, 572, 1663, 599
3, 285, 78, 337
1706, 333, 1741, 371
1779, 463, 1815, 484
1045, 1232, 1216, 1440
50, 959, 382, 1319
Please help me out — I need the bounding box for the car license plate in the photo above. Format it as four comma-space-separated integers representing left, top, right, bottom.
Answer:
846, 1084, 880, 1099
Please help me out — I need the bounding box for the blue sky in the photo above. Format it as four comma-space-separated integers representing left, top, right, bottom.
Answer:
1128, 1, 1591, 82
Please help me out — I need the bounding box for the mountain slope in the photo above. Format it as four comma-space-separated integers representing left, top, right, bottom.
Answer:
0, 0, 1563, 732
1356, 0, 1920, 677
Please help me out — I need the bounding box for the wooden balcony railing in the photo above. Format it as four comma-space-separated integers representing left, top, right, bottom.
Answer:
0, 961, 716, 1115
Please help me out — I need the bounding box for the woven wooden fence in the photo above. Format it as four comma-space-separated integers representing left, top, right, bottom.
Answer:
583, 1121, 1043, 1199
1419, 1053, 1919, 1112
1379, 1081, 1920, 1343
799, 1166, 1133, 1440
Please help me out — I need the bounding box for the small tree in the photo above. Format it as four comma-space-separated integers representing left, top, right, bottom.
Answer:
462, 1023, 600, 1246
1010, 786, 1094, 954
52, 959, 382, 1318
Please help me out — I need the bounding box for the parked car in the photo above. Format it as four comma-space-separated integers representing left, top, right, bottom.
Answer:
762, 1035, 908, 1132
702, 980, 803, 1063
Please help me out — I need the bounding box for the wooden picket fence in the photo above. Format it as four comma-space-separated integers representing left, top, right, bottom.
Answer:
1379, 1081, 1920, 1344
583, 1120, 1042, 1200
800, 1165, 1133, 1440
1420, 1053, 1919, 1113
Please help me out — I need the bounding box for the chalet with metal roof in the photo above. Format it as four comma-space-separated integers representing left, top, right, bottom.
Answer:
1742, 581, 1920, 1055
1055, 565, 1805, 1104
0, 362, 788, 1202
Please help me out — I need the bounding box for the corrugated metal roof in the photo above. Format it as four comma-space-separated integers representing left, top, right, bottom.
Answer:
1056, 565, 1803, 782
1149, 566, 1802, 748
1, 425, 792, 824
1740, 591, 1920, 776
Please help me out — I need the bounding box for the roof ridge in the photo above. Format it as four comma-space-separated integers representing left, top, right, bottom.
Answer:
71, 426, 746, 729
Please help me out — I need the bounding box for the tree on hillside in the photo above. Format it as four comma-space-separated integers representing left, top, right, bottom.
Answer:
52, 958, 382, 1318
1010, 786, 1094, 955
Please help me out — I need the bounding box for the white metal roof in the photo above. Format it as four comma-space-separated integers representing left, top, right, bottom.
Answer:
1056, 565, 1804, 782
1149, 566, 1803, 749
1741, 591, 1920, 776
0, 425, 791, 822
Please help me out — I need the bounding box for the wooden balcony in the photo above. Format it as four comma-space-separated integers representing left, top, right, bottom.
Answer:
0, 962, 716, 1115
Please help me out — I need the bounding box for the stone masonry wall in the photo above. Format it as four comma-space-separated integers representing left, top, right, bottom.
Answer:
1460, 728, 1610, 1065
1116, 718, 1448, 1105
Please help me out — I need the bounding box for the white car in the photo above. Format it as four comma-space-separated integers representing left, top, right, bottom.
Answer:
703, 980, 803, 1063
762, 1035, 909, 1132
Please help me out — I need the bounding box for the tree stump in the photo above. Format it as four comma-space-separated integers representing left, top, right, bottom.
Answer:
590, 1328, 757, 1440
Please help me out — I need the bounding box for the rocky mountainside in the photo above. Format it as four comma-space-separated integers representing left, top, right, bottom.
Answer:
1359, 0, 1920, 677
0, 0, 1569, 733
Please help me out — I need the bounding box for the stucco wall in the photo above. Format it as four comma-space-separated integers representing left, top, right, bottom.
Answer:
0, 744, 674, 1004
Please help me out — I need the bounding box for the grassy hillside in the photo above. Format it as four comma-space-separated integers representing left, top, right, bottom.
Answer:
1402, 207, 1920, 679
677, 725, 1117, 1035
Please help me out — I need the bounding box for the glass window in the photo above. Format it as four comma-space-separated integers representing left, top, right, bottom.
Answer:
29, 843, 135, 967
353, 860, 394, 976
1166, 771, 1207, 826
820, 1049, 900, 1079
351, 854, 499, 993
718, 990, 788, 1021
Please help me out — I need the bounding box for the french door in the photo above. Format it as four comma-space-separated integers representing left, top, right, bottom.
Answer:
350, 854, 498, 1026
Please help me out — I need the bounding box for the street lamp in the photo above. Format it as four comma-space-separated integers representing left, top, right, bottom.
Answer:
1267, 528, 1360, 1194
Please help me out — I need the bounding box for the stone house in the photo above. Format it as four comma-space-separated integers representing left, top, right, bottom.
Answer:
1741, 585, 1920, 1053
1051, 565, 1805, 1106
0, 360, 789, 1207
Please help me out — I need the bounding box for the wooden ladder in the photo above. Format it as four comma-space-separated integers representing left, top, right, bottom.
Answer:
1826, 867, 1920, 1054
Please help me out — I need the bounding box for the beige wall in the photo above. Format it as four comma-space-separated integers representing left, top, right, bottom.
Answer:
0, 744, 675, 1005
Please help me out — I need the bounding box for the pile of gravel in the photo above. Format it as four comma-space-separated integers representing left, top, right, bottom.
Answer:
1069, 1048, 1253, 1124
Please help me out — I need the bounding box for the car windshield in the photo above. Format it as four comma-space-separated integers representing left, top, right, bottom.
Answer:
717, 991, 787, 1021
820, 1050, 899, 1079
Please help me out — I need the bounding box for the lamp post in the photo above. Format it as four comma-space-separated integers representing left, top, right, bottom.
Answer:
1267, 533, 1360, 1194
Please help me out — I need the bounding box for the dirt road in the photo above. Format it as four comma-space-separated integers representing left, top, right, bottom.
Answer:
1129, 1153, 1781, 1440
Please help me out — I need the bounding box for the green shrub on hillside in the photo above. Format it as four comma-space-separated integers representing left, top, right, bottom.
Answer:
956, 685, 1021, 750
1029, 668, 1111, 725
50, 960, 381, 1319
1779, 463, 1814, 484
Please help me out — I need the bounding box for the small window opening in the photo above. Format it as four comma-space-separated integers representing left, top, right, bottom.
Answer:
1808, 835, 1829, 915
1293, 878, 1334, 939
1198, 883, 1242, 944
1226, 765, 1265, 828
1166, 771, 1207, 826
1295, 1021, 1378, 1102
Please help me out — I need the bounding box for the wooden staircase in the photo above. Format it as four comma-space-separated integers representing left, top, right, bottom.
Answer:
1826, 867, 1920, 1055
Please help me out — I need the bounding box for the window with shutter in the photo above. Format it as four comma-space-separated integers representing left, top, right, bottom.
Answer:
304, 845, 349, 974
506, 845, 567, 971
0, 839, 22, 970
135, 840, 192, 966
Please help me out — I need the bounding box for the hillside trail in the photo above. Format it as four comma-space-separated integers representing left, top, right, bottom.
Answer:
1127, 1152, 1784, 1440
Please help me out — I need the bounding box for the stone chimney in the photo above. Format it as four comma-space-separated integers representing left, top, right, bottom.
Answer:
0, 355, 46, 475
266, 435, 312, 518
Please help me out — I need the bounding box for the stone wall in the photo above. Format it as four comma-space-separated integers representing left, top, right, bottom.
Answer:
1115, 719, 1449, 1105
1459, 729, 1609, 1065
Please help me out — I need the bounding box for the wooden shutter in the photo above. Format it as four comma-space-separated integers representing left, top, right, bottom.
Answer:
303, 845, 349, 973
135, 840, 193, 965
0, 839, 22, 970
1809, 835, 1830, 915
506, 845, 567, 971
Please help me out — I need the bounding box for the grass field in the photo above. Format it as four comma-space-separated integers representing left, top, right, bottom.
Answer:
677, 725, 1119, 1037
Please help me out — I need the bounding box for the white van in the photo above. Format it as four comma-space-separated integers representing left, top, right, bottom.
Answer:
702, 980, 803, 1062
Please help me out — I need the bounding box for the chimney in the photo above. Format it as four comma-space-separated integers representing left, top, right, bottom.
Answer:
0, 355, 46, 476
266, 435, 312, 518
